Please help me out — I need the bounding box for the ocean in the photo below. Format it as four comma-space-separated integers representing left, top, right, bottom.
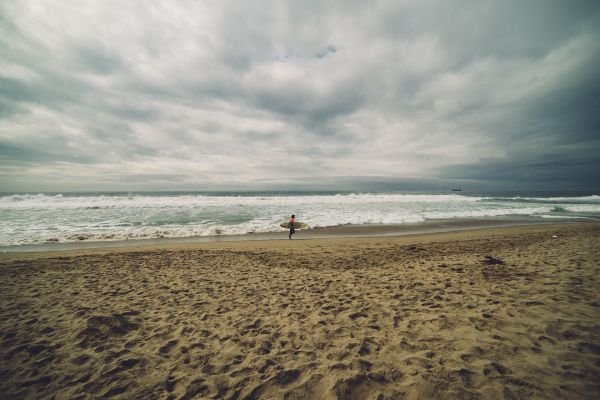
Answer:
1, 191, 599, 248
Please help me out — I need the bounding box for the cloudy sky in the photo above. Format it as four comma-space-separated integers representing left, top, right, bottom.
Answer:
1, 0, 599, 192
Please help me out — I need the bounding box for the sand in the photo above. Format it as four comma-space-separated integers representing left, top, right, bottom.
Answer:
1, 222, 599, 399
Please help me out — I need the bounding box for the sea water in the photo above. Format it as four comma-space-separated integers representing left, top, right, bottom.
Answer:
1, 191, 599, 247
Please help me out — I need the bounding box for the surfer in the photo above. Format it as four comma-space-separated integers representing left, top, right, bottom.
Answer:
289, 214, 295, 239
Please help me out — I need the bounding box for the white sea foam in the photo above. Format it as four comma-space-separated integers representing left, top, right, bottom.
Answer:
540, 215, 594, 219
563, 204, 600, 213
0, 192, 598, 246
519, 195, 600, 202
480, 195, 600, 203
0, 193, 483, 209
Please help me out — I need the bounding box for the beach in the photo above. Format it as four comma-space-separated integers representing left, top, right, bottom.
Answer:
1, 222, 599, 399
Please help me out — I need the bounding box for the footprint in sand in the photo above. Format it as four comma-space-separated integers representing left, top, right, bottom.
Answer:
483, 361, 510, 377
78, 314, 140, 348
159, 340, 178, 355
332, 374, 378, 400
349, 312, 368, 320
452, 368, 483, 387
165, 375, 179, 392
244, 369, 301, 399
71, 354, 90, 365
103, 358, 142, 376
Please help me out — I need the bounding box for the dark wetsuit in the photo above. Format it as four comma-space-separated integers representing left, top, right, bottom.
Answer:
289, 218, 295, 239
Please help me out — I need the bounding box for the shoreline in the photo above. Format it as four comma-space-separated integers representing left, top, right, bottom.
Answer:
0, 217, 586, 254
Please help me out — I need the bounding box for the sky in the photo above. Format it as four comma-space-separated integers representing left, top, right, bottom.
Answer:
1, 0, 599, 192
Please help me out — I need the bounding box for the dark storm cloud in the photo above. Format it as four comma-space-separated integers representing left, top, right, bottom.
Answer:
443, 150, 600, 190
436, 27, 600, 190
0, 141, 60, 163
0, 0, 599, 191
0, 138, 97, 164
247, 80, 367, 129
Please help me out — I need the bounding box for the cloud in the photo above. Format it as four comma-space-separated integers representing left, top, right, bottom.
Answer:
1, 0, 599, 191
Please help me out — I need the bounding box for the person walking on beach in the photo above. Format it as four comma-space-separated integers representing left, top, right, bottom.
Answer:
289, 214, 295, 239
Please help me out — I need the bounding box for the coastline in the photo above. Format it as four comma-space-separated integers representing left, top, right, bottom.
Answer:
0, 217, 586, 254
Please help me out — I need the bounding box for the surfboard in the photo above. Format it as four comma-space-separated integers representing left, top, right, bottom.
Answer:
280, 221, 308, 229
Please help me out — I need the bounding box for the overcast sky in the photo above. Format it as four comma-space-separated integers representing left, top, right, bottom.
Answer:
1, 0, 599, 192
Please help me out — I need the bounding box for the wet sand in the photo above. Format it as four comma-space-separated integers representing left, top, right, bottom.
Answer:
1, 217, 560, 253
1, 223, 599, 399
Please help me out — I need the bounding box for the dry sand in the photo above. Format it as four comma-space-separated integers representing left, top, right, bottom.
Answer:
1, 222, 599, 399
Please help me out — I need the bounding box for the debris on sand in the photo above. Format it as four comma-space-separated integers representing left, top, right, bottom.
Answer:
482, 255, 505, 265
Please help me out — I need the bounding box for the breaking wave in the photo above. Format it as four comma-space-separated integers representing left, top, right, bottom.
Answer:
1, 192, 598, 246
